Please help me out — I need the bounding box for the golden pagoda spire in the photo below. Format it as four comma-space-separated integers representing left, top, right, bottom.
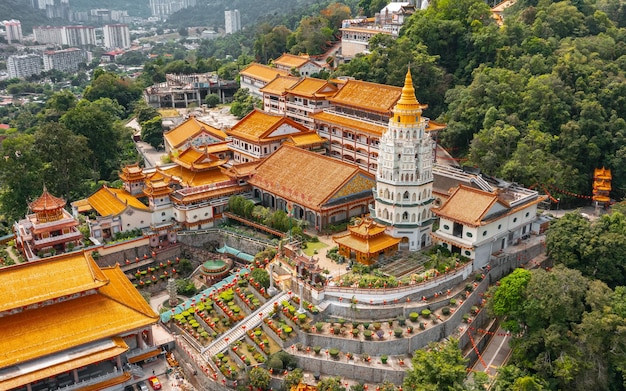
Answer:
392, 68, 422, 124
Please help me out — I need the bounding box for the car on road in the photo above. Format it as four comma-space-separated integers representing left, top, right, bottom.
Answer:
137, 381, 149, 391
148, 376, 162, 390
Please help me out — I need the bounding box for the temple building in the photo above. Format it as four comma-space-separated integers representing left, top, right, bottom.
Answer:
0, 251, 159, 391
14, 188, 83, 261
163, 115, 229, 155
247, 144, 375, 230
431, 183, 545, 270
227, 109, 325, 163
333, 218, 401, 265
371, 69, 436, 251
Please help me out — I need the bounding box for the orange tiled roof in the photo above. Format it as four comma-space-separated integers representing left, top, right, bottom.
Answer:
0, 262, 157, 368
29, 187, 66, 212
432, 185, 499, 227
72, 198, 93, 213
333, 229, 400, 254
164, 116, 227, 149
119, 163, 146, 182
260, 75, 300, 95
348, 218, 387, 237
0, 338, 128, 390
88, 186, 149, 217
248, 145, 372, 209
427, 120, 447, 132
273, 53, 312, 68
240, 63, 290, 83
285, 132, 326, 147
227, 110, 310, 142
0, 251, 108, 313
156, 164, 231, 187
172, 146, 227, 171
311, 111, 386, 136
222, 161, 262, 179
287, 78, 337, 98
329, 79, 401, 114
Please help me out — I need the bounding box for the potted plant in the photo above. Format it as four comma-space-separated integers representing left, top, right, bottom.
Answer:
381, 355, 388, 364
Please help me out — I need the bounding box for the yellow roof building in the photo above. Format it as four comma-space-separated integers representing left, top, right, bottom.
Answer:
87, 185, 150, 217
286, 77, 338, 98
333, 218, 401, 265
227, 109, 312, 143
329, 79, 402, 115
273, 53, 313, 69
260, 75, 301, 95
247, 144, 374, 211
0, 252, 158, 390
163, 115, 227, 152
239, 63, 291, 83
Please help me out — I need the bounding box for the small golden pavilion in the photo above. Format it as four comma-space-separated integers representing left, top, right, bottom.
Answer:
333, 218, 401, 265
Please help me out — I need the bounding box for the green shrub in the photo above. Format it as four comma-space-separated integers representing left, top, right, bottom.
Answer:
373, 322, 381, 330
463, 313, 471, 323
381, 355, 388, 364
313, 346, 321, 355
351, 329, 359, 337
329, 348, 340, 358
442, 307, 451, 316
394, 327, 404, 338
419, 322, 425, 330
315, 322, 324, 331
421, 309, 431, 318
409, 312, 419, 322
363, 330, 372, 340
465, 283, 473, 293
449, 298, 457, 306
298, 313, 307, 323
363, 322, 370, 329
397, 316, 406, 326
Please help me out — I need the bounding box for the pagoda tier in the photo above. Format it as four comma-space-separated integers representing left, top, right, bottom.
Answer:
29, 187, 66, 222
593, 167, 612, 203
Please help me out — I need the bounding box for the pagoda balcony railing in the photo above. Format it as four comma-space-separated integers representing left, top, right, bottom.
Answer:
28, 215, 77, 230
323, 108, 388, 127
174, 180, 238, 198
56, 367, 126, 391
33, 231, 83, 248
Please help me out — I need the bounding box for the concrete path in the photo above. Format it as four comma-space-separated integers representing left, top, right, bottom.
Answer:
470, 325, 512, 375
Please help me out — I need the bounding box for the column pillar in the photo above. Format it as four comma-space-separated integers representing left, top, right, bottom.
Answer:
73, 369, 79, 383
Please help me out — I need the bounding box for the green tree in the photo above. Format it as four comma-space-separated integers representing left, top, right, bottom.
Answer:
403, 339, 467, 391
205, 93, 221, 108
317, 377, 346, 391
249, 367, 271, 390
284, 368, 303, 390
34, 122, 95, 201
488, 268, 531, 331
141, 116, 164, 149
230, 88, 258, 119
250, 267, 270, 289
83, 72, 142, 116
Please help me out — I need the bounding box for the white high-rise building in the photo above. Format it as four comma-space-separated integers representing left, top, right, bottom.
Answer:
103, 24, 131, 49
224, 10, 241, 35
149, 0, 197, 19
34, 25, 97, 47
43, 48, 86, 73
3, 20, 23, 44
7, 54, 42, 79
372, 69, 435, 251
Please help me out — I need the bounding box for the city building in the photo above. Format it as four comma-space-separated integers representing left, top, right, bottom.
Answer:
43, 48, 86, 73
272, 53, 324, 77
239, 63, 290, 98
371, 69, 435, 251
33, 25, 65, 45
224, 9, 241, 35
150, 0, 197, 19
144, 73, 239, 109
3, 20, 23, 44
63, 25, 97, 47
227, 109, 325, 163
7, 54, 42, 79
0, 251, 159, 391
103, 24, 131, 49
13, 188, 83, 262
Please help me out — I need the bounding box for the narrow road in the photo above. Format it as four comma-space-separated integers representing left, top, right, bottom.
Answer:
471, 326, 512, 375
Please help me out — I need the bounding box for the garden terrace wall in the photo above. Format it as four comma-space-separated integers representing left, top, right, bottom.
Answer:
174, 338, 234, 391
177, 228, 272, 256
293, 354, 406, 384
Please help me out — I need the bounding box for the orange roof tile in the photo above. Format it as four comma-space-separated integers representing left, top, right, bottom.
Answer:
164, 116, 227, 149
432, 185, 499, 227
120, 163, 146, 182
0, 338, 129, 390
71, 198, 93, 213
227, 110, 310, 142
248, 145, 373, 209
0, 263, 157, 368
156, 164, 231, 187
240, 63, 290, 83
311, 111, 387, 136
0, 251, 108, 313
29, 187, 66, 212
87, 186, 149, 217
333, 230, 400, 254
222, 161, 261, 179
287, 78, 337, 98
285, 132, 326, 147
426, 120, 447, 132
273, 53, 312, 68
260, 75, 301, 95
172, 146, 227, 171
329, 80, 401, 114
340, 26, 392, 35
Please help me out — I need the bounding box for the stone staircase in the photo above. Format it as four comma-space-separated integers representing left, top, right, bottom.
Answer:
202, 292, 289, 358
